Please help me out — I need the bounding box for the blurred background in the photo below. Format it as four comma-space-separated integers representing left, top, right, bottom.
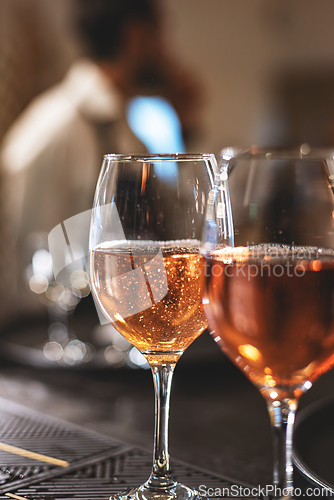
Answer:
1, 0, 334, 489
3, 0, 334, 153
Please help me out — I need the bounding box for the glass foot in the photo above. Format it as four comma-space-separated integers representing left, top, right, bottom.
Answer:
110, 482, 202, 500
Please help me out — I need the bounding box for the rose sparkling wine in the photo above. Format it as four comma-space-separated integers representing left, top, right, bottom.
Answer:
91, 240, 207, 365
204, 245, 334, 400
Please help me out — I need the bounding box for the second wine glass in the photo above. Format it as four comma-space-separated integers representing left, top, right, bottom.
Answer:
89, 153, 227, 500
202, 147, 334, 499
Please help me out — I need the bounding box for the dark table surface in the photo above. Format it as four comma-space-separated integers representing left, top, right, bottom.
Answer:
0, 303, 334, 492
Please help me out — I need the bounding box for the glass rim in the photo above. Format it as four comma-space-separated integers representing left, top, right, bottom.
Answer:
221, 145, 334, 161
103, 153, 216, 162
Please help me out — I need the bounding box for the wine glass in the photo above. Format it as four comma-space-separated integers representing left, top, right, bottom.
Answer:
202, 146, 334, 499
89, 153, 225, 500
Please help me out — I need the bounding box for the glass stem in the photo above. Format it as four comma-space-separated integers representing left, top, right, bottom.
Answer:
267, 398, 298, 500
147, 363, 176, 489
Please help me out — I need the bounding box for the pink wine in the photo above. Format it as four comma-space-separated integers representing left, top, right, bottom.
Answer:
91, 241, 207, 364
204, 245, 334, 397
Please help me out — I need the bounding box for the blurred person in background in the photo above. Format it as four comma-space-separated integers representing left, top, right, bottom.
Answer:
0, 0, 203, 322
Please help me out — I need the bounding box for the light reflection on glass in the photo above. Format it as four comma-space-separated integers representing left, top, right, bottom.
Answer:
26, 234, 151, 369
128, 347, 150, 369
